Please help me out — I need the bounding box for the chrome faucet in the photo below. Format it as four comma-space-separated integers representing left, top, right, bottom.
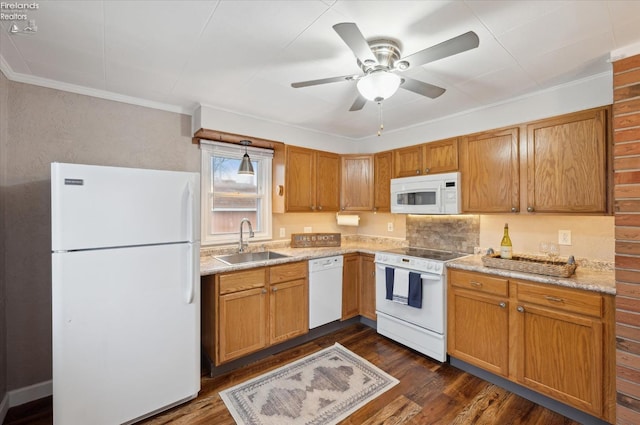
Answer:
238, 218, 254, 253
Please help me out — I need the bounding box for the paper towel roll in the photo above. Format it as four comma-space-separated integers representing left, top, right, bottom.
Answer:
336, 214, 360, 226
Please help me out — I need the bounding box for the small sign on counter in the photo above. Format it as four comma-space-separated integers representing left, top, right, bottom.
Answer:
291, 233, 341, 248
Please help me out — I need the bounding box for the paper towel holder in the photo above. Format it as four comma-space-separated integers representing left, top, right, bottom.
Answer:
336, 212, 360, 226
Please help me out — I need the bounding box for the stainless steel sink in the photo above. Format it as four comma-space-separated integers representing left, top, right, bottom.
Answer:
215, 251, 289, 265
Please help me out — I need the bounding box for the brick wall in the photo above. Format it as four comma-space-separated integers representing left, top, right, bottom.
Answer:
613, 54, 640, 425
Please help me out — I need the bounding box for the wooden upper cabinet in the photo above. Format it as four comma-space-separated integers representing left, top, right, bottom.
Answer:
393, 145, 422, 177
374, 150, 393, 212
526, 107, 608, 214
422, 138, 459, 174
285, 146, 339, 212
285, 146, 315, 212
459, 127, 520, 213
315, 150, 340, 212
341, 155, 374, 211
393, 138, 458, 178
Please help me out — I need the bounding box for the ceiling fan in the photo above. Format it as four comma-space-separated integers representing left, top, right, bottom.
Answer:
291, 23, 479, 111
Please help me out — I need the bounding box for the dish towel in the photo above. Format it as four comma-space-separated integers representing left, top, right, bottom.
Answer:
385, 267, 395, 301
408, 272, 422, 309
392, 269, 410, 305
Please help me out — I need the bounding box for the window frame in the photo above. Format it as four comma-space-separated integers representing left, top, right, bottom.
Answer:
200, 140, 273, 246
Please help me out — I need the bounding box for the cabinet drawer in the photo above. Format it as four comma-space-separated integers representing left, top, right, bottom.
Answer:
516, 281, 602, 318
270, 261, 307, 284
449, 270, 508, 297
218, 268, 267, 295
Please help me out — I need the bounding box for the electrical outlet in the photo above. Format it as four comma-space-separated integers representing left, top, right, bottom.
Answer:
303, 227, 312, 233
387, 222, 394, 232
279, 228, 285, 238
558, 230, 572, 246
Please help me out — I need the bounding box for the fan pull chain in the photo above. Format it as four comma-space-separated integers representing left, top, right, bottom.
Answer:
377, 101, 384, 136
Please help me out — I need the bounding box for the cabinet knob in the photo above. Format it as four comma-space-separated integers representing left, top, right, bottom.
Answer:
499, 302, 506, 308
511, 207, 518, 213
415, 170, 420, 175
517, 305, 525, 313
318, 205, 323, 210
272, 287, 277, 292
310, 205, 316, 211
424, 167, 430, 173
527, 206, 534, 212
261, 289, 267, 294
373, 207, 378, 212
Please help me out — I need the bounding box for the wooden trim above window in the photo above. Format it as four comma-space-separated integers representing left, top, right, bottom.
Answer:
193, 128, 284, 150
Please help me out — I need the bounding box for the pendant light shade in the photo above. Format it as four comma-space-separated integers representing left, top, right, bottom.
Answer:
357, 71, 402, 102
238, 140, 255, 175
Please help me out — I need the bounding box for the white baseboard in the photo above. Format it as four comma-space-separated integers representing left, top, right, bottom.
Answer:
0, 391, 9, 424
8, 380, 52, 407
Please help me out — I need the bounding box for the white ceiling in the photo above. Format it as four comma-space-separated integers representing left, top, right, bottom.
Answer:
1, 0, 639, 139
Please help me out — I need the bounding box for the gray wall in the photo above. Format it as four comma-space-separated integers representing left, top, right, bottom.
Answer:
1, 69, 9, 403
0, 71, 199, 391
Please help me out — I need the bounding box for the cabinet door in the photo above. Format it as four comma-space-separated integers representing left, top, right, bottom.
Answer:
340, 155, 374, 211
359, 254, 376, 320
342, 254, 360, 320
448, 287, 509, 376
459, 127, 520, 213
315, 150, 340, 212
514, 303, 603, 416
373, 151, 393, 212
393, 145, 422, 177
217, 287, 268, 364
526, 107, 608, 213
285, 146, 315, 212
270, 278, 308, 344
423, 138, 458, 174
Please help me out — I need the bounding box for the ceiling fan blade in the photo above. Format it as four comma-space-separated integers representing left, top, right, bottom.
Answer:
400, 77, 446, 99
333, 23, 379, 66
349, 94, 367, 111
291, 75, 357, 88
399, 31, 479, 69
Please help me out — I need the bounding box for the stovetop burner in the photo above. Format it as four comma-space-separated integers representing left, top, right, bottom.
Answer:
383, 247, 468, 262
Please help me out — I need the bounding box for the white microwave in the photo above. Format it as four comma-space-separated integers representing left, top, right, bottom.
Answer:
390, 172, 461, 214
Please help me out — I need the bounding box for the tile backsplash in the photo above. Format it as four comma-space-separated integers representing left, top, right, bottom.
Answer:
406, 215, 480, 253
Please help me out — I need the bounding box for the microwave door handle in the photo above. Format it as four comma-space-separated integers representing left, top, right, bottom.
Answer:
439, 186, 444, 213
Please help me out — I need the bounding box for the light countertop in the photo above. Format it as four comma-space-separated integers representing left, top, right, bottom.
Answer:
200, 240, 403, 276
446, 254, 615, 295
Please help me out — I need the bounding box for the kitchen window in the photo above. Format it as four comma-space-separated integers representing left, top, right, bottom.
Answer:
200, 141, 272, 245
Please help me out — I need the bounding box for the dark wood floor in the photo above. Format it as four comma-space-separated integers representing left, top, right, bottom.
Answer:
5, 324, 579, 425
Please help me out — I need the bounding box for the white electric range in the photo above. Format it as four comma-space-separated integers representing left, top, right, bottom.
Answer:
374, 247, 469, 362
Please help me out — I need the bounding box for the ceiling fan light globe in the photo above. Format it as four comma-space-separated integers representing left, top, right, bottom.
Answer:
357, 72, 401, 101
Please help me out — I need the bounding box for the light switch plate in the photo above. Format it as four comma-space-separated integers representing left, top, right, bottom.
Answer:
558, 230, 571, 246
387, 222, 394, 232
279, 228, 285, 237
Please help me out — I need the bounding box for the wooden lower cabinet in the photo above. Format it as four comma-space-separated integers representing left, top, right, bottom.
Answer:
359, 254, 376, 320
269, 262, 309, 344
448, 270, 509, 377
342, 253, 360, 320
218, 286, 268, 364
447, 269, 615, 423
202, 261, 308, 366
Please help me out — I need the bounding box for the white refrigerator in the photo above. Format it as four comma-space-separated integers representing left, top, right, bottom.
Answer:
51, 163, 200, 425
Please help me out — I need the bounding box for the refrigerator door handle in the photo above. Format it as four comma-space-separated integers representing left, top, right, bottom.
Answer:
186, 180, 194, 241
186, 245, 195, 304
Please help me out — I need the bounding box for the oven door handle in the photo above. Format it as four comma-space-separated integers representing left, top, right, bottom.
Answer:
375, 265, 442, 281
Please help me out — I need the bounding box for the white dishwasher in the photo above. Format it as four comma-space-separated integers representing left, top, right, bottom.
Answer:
308, 255, 344, 329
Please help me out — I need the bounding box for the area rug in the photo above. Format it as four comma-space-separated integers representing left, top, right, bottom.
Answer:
219, 343, 399, 425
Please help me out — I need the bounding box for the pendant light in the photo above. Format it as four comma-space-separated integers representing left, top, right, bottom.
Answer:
237, 140, 255, 175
